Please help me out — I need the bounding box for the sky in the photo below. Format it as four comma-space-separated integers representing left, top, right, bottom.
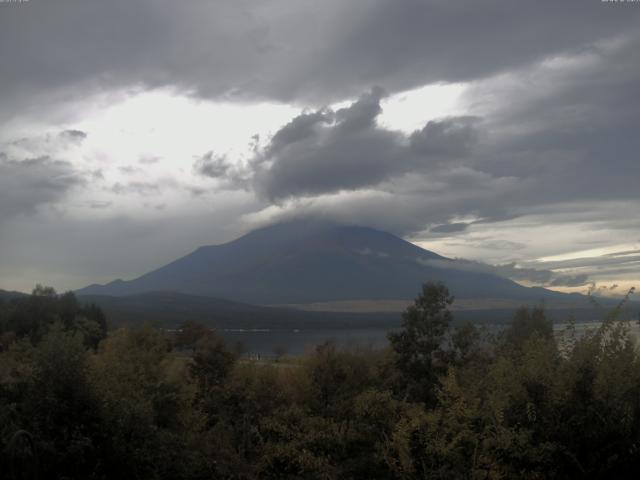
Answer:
0, 0, 639, 297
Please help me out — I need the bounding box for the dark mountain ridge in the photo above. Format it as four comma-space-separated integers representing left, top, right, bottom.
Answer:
0, 289, 28, 302
77, 220, 581, 306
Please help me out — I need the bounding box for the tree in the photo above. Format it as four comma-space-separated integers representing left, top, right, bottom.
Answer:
298, 342, 373, 418
90, 325, 209, 479
0, 287, 107, 348
388, 282, 453, 405
502, 305, 553, 352
174, 320, 211, 352
191, 333, 236, 391
25, 326, 100, 478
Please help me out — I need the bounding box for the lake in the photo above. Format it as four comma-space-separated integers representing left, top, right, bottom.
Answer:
220, 319, 640, 356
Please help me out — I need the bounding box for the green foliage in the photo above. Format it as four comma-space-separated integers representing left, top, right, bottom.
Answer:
388, 282, 454, 404
0, 285, 107, 348
502, 305, 553, 351
174, 320, 212, 351
190, 330, 237, 394
90, 325, 213, 479
302, 342, 374, 417
385, 369, 481, 479
1, 282, 640, 479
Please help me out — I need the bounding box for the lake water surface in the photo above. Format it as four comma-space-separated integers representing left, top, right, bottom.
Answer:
220, 320, 640, 356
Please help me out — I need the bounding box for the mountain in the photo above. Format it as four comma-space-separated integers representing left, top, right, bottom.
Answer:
77, 220, 578, 306
0, 289, 27, 302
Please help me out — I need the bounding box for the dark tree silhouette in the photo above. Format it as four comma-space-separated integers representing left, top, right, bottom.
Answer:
388, 281, 453, 405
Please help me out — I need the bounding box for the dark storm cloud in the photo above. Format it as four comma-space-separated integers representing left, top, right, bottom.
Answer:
245, 171, 522, 238
2, 0, 638, 238
303, 1, 640, 102
252, 25, 640, 236
251, 89, 480, 201
1, 0, 638, 117
0, 155, 85, 220
461, 32, 640, 206
267, 110, 334, 154
409, 117, 480, 157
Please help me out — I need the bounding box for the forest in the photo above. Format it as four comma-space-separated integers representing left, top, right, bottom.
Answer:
1, 283, 639, 479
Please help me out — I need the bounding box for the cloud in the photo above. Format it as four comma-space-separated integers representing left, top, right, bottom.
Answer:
475, 240, 527, 251
418, 257, 590, 288
138, 155, 161, 165
193, 152, 232, 179
4, 129, 89, 160
110, 181, 161, 196
462, 32, 640, 208
224, 28, 637, 242
240, 167, 523, 240
1, 0, 638, 120
59, 129, 88, 142
529, 254, 640, 271
267, 110, 334, 153
87, 201, 113, 210
118, 166, 142, 176
518, 248, 640, 289
0, 194, 262, 291
409, 117, 480, 157
250, 89, 481, 201
1, 2, 639, 292
242, 27, 640, 238
548, 274, 591, 288
0, 155, 85, 220
429, 223, 470, 234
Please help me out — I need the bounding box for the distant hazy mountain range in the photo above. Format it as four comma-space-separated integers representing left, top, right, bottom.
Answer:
0, 289, 27, 302
77, 221, 583, 308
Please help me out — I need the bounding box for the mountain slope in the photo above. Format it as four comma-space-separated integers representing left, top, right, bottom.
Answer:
77, 291, 402, 329
77, 220, 574, 305
0, 289, 28, 302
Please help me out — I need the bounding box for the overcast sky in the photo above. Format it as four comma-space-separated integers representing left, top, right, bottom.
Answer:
1, 0, 639, 296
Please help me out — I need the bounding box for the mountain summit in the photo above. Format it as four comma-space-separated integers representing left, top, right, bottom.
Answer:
77, 221, 566, 305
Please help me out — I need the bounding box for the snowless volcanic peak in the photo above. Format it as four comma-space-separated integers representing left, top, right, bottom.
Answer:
77, 220, 570, 305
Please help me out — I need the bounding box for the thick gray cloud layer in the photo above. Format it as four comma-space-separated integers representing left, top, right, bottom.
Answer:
1, 1, 639, 292
1, 0, 639, 118
228, 28, 640, 240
